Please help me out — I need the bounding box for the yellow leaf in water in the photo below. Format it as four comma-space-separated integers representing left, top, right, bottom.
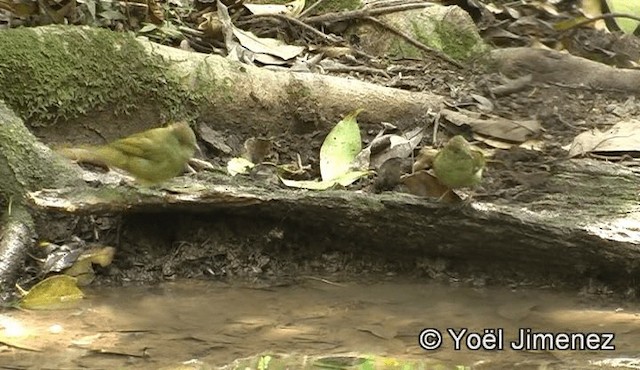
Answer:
19, 275, 84, 310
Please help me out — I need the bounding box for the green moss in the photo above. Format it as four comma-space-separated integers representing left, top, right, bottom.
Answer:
308, 0, 360, 13
357, 11, 489, 63
393, 18, 488, 62
379, 15, 489, 61
431, 19, 489, 62
0, 101, 82, 200
192, 60, 235, 104
0, 25, 196, 125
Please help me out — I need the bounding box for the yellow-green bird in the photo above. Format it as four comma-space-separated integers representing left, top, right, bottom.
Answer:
432, 135, 485, 189
57, 122, 197, 185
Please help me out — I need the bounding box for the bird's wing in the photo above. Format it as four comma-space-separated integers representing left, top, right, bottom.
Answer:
108, 135, 157, 159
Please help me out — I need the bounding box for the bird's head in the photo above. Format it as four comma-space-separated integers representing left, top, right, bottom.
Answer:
171, 122, 197, 147
445, 135, 469, 153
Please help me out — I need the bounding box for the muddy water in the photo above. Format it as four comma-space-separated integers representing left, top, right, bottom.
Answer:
0, 279, 639, 369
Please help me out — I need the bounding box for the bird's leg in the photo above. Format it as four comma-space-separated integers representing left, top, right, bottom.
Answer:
436, 188, 451, 202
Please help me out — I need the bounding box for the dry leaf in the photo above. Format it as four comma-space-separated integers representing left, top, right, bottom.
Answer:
568, 119, 640, 157
441, 108, 541, 143
400, 170, 461, 203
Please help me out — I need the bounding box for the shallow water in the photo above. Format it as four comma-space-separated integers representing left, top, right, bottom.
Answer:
1, 278, 639, 369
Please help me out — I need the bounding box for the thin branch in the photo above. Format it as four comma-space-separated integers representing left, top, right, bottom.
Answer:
299, 0, 331, 18
249, 13, 343, 44
322, 65, 391, 78
302, 3, 435, 24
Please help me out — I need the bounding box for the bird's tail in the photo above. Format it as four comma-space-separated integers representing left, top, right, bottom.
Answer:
56, 146, 110, 169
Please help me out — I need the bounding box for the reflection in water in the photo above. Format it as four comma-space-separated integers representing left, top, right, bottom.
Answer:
1, 279, 639, 369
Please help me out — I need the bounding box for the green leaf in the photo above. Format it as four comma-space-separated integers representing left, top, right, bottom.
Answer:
605, 0, 640, 34
139, 24, 159, 34
320, 109, 363, 182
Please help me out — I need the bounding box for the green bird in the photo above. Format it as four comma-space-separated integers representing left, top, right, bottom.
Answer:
432, 135, 485, 189
57, 122, 197, 185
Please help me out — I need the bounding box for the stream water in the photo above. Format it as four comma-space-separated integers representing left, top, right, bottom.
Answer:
0, 278, 639, 369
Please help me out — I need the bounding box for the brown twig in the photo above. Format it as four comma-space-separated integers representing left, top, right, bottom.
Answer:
249, 13, 343, 44
302, 3, 434, 24
299, 0, 331, 18
322, 65, 391, 78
